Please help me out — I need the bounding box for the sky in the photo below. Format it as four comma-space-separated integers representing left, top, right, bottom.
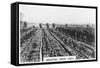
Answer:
19, 4, 96, 25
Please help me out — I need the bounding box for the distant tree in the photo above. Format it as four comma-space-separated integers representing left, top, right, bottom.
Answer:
20, 12, 23, 25
65, 24, 68, 27
39, 23, 42, 28
52, 23, 55, 28
33, 25, 35, 28
87, 24, 89, 27
24, 21, 27, 28
46, 23, 49, 28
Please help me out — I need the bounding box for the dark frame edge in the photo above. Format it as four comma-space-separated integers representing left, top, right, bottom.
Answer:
16, 1, 97, 9
96, 7, 98, 61
11, 2, 19, 66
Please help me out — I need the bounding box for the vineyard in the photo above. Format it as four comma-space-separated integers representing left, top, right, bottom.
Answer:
20, 23, 95, 63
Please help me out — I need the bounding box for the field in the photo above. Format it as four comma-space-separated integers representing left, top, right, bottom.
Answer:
20, 22, 96, 63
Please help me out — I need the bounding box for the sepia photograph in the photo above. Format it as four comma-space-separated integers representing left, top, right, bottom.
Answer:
19, 3, 96, 64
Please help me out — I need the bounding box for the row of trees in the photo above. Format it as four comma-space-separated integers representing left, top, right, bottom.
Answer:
39, 23, 56, 28
55, 25, 95, 46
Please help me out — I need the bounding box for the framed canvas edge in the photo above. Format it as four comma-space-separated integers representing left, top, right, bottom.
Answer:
11, 2, 98, 66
